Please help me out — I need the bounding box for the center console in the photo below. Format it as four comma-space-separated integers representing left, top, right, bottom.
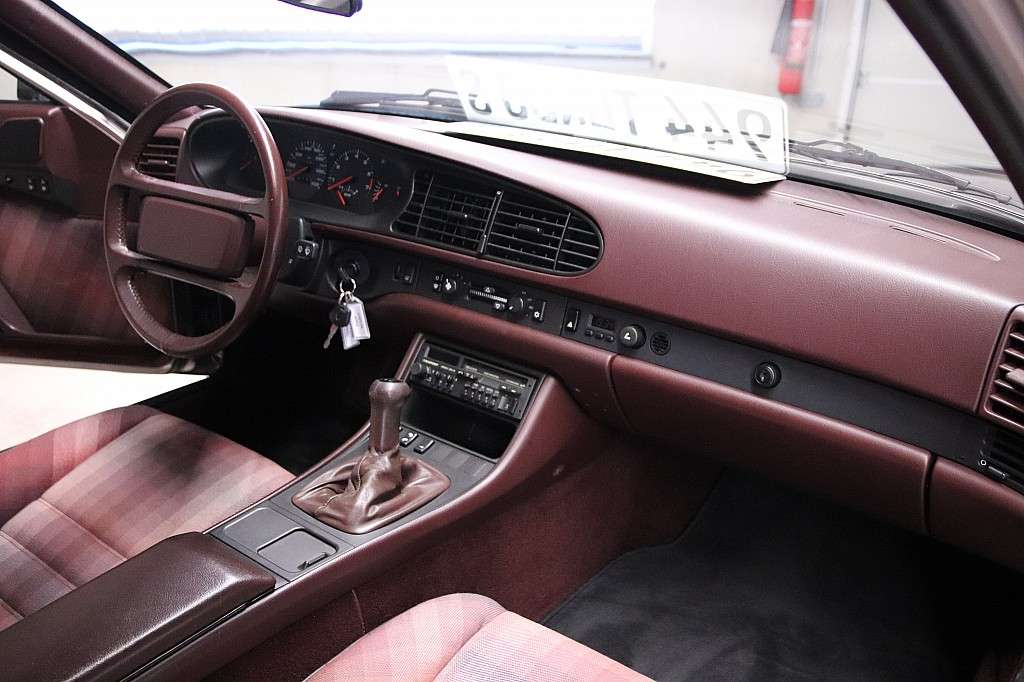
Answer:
211, 336, 540, 582
113, 324, 597, 681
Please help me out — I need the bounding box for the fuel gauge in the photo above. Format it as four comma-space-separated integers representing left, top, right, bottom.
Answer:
367, 158, 407, 212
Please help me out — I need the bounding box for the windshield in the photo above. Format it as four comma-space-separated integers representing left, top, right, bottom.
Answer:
52, 0, 1023, 213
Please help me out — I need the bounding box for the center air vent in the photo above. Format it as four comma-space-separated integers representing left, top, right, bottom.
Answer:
393, 170, 495, 252
486, 193, 601, 273
983, 312, 1024, 432
392, 169, 602, 274
137, 135, 181, 180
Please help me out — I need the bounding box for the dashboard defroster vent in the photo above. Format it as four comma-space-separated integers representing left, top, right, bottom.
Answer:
393, 170, 496, 253
392, 169, 602, 274
137, 135, 181, 180
983, 311, 1024, 433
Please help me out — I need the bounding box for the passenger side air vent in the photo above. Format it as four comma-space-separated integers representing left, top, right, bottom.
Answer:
983, 312, 1024, 432
485, 193, 601, 273
391, 168, 602, 274
393, 170, 496, 253
137, 135, 181, 180
981, 428, 1024, 492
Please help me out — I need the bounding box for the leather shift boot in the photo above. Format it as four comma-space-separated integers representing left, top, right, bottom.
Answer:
292, 449, 450, 534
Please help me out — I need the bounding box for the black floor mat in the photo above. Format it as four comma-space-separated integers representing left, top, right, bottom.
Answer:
544, 474, 980, 681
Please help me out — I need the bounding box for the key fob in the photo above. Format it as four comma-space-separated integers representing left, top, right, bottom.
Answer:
330, 303, 351, 327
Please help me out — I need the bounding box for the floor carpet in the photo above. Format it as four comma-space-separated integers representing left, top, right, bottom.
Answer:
544, 474, 977, 681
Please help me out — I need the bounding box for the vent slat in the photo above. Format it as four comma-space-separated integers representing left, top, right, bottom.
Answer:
485, 242, 557, 265
561, 238, 601, 252
488, 227, 560, 245
991, 393, 1024, 415
495, 212, 568, 230
499, 199, 570, 219
1003, 348, 1024, 363
137, 135, 181, 180
994, 379, 1024, 396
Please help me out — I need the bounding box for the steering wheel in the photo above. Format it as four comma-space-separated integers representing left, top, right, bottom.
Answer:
104, 83, 287, 358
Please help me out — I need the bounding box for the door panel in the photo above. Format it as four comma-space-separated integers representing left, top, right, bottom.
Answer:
0, 103, 172, 369
0, 196, 135, 339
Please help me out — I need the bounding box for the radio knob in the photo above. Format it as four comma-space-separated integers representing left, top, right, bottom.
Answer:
507, 296, 527, 317
409, 362, 425, 379
619, 325, 646, 349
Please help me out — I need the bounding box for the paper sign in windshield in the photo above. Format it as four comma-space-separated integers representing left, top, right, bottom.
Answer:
447, 56, 789, 176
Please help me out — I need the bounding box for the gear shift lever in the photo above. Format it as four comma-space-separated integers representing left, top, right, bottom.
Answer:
368, 379, 411, 455
292, 377, 449, 534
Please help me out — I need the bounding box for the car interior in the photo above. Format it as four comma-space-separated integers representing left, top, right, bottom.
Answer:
2, 0, 1024, 680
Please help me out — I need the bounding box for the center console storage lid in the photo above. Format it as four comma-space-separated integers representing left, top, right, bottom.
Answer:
0, 532, 275, 682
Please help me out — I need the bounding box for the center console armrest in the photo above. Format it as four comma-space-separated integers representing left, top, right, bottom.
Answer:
0, 533, 275, 682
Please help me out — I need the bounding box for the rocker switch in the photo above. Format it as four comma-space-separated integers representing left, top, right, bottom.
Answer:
564, 308, 581, 334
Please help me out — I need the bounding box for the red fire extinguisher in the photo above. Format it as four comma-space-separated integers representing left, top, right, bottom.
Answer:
778, 0, 815, 95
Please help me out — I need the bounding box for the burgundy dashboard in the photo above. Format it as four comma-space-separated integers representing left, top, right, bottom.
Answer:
174, 107, 1024, 547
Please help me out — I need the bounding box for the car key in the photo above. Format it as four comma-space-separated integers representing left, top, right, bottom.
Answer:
323, 290, 352, 349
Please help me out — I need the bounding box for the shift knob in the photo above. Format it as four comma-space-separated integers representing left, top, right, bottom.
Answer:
368, 379, 411, 455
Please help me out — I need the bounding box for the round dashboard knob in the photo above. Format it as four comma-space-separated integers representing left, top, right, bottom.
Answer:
441, 276, 460, 298
619, 324, 646, 349
753, 361, 781, 389
507, 296, 527, 317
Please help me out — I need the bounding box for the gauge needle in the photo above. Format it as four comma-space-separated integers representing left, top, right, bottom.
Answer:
286, 165, 309, 180
327, 176, 353, 191
335, 190, 347, 207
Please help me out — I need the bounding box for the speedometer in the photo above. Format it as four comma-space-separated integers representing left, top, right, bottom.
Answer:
284, 138, 330, 199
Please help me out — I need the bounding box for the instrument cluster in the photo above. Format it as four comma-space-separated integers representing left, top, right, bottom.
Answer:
277, 137, 407, 215
189, 117, 413, 224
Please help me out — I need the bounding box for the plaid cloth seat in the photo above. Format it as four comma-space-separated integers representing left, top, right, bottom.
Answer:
306, 593, 650, 682
0, 406, 292, 630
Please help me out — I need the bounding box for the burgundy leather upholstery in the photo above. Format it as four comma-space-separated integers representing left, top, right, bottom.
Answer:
305, 593, 649, 681
0, 405, 292, 631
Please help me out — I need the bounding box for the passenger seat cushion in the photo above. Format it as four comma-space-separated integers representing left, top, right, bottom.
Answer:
306, 593, 649, 681
0, 408, 292, 631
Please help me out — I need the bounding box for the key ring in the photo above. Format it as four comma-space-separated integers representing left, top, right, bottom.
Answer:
337, 269, 357, 296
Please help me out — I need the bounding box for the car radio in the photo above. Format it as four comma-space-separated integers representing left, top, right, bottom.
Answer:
407, 342, 538, 421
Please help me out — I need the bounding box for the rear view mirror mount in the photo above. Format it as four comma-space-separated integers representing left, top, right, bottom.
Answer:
276, 0, 362, 17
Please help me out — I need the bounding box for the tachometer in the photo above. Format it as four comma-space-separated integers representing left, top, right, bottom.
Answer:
285, 138, 330, 199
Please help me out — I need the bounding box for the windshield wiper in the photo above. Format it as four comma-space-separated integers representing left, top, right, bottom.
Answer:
789, 139, 1018, 206
318, 89, 466, 122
